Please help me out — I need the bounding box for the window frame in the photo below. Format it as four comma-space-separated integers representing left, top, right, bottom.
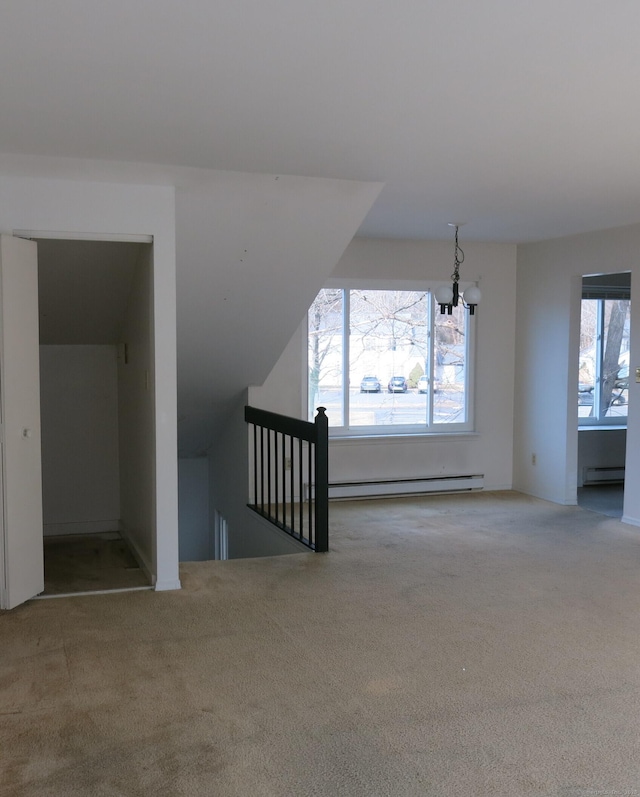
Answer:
306, 278, 477, 438
578, 293, 630, 428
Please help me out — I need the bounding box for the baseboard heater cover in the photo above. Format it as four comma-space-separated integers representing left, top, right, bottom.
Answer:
328, 474, 484, 500
583, 466, 625, 485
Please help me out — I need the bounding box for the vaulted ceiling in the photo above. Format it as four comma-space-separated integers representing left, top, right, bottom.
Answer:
2, 1, 640, 242
3, 1, 640, 455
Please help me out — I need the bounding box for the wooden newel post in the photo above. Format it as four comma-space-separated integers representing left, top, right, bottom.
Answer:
314, 406, 329, 552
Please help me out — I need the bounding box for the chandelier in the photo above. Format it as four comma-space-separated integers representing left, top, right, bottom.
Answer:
434, 224, 481, 315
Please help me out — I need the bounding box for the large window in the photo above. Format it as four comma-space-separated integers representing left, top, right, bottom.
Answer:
307, 286, 474, 434
578, 281, 631, 425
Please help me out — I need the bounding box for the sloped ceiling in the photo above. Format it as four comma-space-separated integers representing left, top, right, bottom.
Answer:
3, 1, 640, 453
175, 172, 382, 455
1, 1, 640, 242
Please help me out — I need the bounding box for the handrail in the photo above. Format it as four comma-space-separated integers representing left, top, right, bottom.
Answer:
244, 406, 329, 552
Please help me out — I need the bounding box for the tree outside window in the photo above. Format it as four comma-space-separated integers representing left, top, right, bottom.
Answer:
308, 287, 473, 433
578, 297, 630, 424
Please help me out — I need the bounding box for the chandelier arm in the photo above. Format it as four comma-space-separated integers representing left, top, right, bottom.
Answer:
437, 223, 479, 315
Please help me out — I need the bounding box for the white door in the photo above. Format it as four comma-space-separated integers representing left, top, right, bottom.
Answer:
0, 235, 44, 609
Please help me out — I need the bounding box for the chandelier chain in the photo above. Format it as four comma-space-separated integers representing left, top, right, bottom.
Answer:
437, 222, 479, 315
451, 225, 464, 283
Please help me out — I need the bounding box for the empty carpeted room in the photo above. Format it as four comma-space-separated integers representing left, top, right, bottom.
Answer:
3, 491, 640, 795
3, 2, 640, 796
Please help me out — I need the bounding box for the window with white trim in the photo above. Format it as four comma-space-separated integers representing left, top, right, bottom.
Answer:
307, 285, 475, 434
578, 275, 631, 425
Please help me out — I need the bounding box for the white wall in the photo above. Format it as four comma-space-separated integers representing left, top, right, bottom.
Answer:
513, 245, 579, 503
178, 458, 211, 561
40, 345, 120, 535
175, 172, 382, 456
515, 223, 640, 523
118, 251, 157, 579
252, 237, 518, 492
0, 173, 179, 590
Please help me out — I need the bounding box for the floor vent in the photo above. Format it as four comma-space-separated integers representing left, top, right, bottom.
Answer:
328, 474, 484, 500
583, 466, 625, 485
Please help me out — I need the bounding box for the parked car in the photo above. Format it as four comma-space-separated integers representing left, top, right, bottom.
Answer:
417, 375, 429, 393
578, 383, 594, 405
360, 375, 381, 393
388, 376, 408, 393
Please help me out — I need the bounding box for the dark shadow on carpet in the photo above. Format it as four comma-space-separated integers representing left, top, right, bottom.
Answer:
577, 483, 624, 518
43, 532, 149, 595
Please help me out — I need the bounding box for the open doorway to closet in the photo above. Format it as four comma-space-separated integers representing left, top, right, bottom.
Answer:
37, 238, 155, 595
577, 272, 630, 519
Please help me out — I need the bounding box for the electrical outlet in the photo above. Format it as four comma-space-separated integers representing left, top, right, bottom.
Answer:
531, 453, 537, 466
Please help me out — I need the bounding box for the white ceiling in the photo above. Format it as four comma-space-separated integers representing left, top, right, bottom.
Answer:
5, 1, 640, 455
2, 0, 640, 242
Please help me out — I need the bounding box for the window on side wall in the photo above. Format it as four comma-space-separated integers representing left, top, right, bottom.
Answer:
579, 274, 631, 426
307, 285, 475, 435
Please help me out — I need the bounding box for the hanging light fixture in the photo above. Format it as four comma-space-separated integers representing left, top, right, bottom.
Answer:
434, 223, 481, 315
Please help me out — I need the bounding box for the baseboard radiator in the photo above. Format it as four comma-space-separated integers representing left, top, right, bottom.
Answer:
583, 466, 625, 485
328, 474, 484, 501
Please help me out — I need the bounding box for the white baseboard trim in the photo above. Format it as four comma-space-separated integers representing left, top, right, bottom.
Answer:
34, 586, 154, 600
621, 514, 640, 528
44, 520, 122, 537
511, 487, 577, 506
119, 527, 154, 584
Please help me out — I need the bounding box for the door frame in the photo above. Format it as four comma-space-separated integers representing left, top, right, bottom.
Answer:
0, 229, 177, 607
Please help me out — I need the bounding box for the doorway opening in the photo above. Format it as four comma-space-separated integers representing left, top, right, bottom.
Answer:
36, 238, 155, 595
213, 511, 229, 561
577, 272, 630, 519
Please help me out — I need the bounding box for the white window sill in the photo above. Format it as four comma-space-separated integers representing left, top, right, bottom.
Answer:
578, 425, 627, 432
329, 431, 479, 446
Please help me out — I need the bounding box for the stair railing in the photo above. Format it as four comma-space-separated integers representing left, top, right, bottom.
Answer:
244, 405, 328, 552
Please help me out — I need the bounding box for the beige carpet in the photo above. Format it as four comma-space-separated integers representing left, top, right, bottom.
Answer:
2, 491, 640, 796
